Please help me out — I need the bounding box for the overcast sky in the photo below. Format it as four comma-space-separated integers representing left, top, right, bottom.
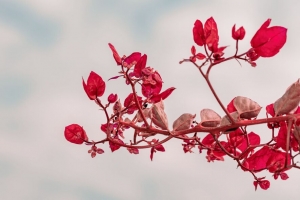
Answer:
1, 0, 300, 200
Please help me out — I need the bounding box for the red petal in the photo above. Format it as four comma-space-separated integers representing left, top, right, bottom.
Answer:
133, 54, 147, 78
243, 146, 272, 171
154, 144, 165, 152
191, 46, 196, 55
109, 138, 124, 152
202, 133, 215, 147
232, 25, 246, 40
259, 180, 270, 190
227, 98, 237, 113
123, 52, 141, 67
82, 71, 106, 100
251, 19, 287, 57
204, 17, 219, 50
108, 93, 118, 103
64, 124, 88, 144
193, 20, 205, 46
108, 43, 122, 65
266, 103, 275, 117
149, 87, 176, 103
280, 172, 289, 180
195, 53, 206, 60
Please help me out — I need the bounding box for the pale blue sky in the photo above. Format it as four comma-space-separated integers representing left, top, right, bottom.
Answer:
0, 0, 300, 200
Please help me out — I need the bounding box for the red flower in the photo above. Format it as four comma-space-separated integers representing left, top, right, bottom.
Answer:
64, 124, 88, 144
232, 24, 245, 40
82, 71, 106, 100
250, 19, 287, 57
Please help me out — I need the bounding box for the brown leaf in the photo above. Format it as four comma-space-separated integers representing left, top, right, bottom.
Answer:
151, 100, 168, 130
172, 113, 196, 131
200, 109, 221, 127
233, 96, 261, 119
293, 126, 300, 146
136, 108, 151, 122
220, 111, 239, 133
274, 79, 300, 116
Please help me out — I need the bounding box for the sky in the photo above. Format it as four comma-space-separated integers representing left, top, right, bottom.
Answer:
1, 0, 300, 199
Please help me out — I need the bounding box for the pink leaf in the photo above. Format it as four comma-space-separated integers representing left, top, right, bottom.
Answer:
172, 113, 196, 131
274, 79, 300, 116
200, 109, 221, 127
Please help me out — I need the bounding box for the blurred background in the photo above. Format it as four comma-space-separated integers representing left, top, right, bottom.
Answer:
1, 0, 300, 199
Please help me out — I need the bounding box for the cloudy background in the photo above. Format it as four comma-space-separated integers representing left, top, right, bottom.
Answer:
1, 0, 300, 199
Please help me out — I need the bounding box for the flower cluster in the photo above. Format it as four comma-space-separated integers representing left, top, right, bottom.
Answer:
64, 17, 300, 190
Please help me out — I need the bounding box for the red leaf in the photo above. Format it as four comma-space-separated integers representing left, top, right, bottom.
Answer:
243, 146, 272, 171
82, 71, 106, 100
193, 20, 205, 46
266, 149, 290, 173
259, 180, 270, 190
108, 43, 122, 65
109, 138, 124, 152
123, 52, 141, 67
149, 87, 176, 103
191, 46, 196, 55
204, 17, 219, 50
253, 181, 259, 191
108, 93, 118, 103
155, 144, 165, 152
127, 147, 139, 154
266, 103, 275, 117
133, 54, 147, 78
280, 172, 289, 180
227, 98, 237, 113
108, 75, 123, 81
150, 147, 155, 161
251, 19, 287, 57
275, 121, 288, 150
232, 24, 246, 40
202, 133, 215, 147
124, 93, 142, 112
64, 124, 88, 144
195, 53, 206, 60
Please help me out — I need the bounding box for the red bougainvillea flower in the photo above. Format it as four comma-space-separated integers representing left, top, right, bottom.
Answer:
193, 17, 219, 51
107, 93, 118, 103
64, 124, 88, 144
250, 19, 287, 57
141, 67, 163, 98
108, 43, 122, 65
82, 71, 106, 100
232, 24, 245, 40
